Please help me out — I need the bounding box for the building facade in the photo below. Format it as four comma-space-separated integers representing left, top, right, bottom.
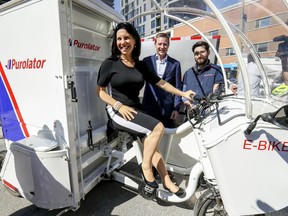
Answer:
120, 0, 206, 37
171, 0, 287, 64
0, 0, 115, 7
120, 0, 287, 67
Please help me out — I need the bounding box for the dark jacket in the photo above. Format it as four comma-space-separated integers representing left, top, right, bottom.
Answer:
142, 54, 182, 127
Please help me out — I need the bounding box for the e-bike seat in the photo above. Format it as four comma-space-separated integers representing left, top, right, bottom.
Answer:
106, 118, 138, 142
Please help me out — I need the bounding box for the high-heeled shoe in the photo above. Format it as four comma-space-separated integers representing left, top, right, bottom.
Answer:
163, 184, 185, 197
139, 163, 159, 189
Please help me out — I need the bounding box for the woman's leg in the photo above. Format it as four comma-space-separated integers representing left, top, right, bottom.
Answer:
152, 149, 180, 193
108, 106, 164, 185
142, 122, 164, 183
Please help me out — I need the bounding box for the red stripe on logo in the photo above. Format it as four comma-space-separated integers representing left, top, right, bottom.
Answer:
0, 62, 29, 137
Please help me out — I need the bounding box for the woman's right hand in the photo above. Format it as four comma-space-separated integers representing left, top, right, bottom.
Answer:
118, 105, 138, 121
182, 90, 195, 101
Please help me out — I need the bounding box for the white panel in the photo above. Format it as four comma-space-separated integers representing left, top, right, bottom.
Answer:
140, 37, 220, 74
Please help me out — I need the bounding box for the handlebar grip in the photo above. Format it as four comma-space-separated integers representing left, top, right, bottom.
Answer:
193, 95, 203, 102
244, 121, 256, 135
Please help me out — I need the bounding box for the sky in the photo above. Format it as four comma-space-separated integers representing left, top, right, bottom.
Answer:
212, 0, 240, 9
114, 1, 120, 12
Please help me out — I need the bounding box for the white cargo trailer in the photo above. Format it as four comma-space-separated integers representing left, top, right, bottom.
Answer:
0, 0, 125, 210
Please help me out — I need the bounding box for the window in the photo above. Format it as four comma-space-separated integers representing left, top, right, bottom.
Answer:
209, 30, 219, 36
127, 11, 134, 20
139, 25, 145, 37
226, 48, 235, 56
151, 20, 155, 29
164, 16, 167, 24
254, 42, 268, 52
124, 5, 128, 13
156, 17, 161, 27
255, 17, 271, 29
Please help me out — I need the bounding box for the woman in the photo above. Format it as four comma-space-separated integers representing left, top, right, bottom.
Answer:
97, 22, 194, 197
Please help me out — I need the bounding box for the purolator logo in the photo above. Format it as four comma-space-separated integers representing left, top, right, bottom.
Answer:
5, 58, 46, 70
69, 38, 101, 51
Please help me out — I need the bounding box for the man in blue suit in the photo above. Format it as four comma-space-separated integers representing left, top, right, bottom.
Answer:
142, 33, 182, 128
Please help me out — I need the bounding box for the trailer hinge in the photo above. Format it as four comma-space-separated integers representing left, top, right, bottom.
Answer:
87, 120, 94, 150
64, 75, 78, 103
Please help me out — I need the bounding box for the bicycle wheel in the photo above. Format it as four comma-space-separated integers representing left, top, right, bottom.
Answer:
194, 189, 227, 216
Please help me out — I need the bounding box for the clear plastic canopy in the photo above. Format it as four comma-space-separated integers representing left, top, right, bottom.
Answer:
127, 0, 288, 117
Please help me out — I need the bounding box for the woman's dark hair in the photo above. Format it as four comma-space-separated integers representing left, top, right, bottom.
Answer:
111, 22, 141, 60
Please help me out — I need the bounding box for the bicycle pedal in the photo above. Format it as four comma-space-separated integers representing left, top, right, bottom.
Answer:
144, 185, 155, 194
138, 183, 157, 200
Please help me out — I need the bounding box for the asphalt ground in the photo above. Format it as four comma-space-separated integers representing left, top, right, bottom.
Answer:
0, 127, 288, 216
0, 179, 196, 216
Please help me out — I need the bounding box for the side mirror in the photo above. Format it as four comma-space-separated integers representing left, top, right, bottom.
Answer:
272, 105, 288, 129
245, 105, 288, 135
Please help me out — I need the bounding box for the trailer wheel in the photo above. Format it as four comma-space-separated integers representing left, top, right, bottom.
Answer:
194, 189, 227, 216
0, 150, 7, 178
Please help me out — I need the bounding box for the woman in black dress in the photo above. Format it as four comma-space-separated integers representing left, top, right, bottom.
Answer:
97, 22, 194, 196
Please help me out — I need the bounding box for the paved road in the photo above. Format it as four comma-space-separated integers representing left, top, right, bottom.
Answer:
1, 127, 288, 216
0, 179, 196, 216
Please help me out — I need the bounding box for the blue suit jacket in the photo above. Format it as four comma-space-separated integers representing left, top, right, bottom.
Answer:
142, 55, 182, 127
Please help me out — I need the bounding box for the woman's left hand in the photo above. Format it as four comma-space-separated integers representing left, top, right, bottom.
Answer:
118, 105, 138, 121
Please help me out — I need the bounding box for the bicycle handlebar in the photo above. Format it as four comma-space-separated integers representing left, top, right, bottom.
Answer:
244, 113, 274, 135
